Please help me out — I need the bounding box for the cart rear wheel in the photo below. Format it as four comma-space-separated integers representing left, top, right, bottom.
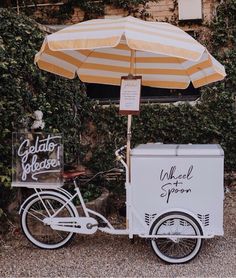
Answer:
20, 194, 76, 249
150, 212, 203, 264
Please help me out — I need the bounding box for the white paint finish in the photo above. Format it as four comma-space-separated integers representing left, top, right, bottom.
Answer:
46, 217, 98, 234
178, 144, 224, 156
12, 182, 63, 188
130, 144, 224, 236
131, 143, 178, 156
131, 143, 224, 156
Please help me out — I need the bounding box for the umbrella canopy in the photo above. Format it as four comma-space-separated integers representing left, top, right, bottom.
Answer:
35, 16, 226, 89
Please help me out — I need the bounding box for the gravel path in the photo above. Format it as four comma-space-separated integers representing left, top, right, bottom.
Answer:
0, 191, 235, 277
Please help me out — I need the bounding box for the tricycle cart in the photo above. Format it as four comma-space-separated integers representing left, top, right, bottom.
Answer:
18, 143, 224, 264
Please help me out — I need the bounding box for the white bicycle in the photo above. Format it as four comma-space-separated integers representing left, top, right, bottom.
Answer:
19, 145, 211, 264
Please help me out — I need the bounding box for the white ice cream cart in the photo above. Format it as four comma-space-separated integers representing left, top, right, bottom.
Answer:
128, 143, 224, 263
130, 143, 224, 235
18, 142, 225, 264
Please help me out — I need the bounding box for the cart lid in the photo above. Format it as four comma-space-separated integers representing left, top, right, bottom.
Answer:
177, 144, 224, 156
131, 143, 224, 156
131, 143, 178, 156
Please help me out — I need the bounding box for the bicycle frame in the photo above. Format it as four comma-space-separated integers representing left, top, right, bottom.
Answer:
23, 145, 149, 238
20, 145, 209, 239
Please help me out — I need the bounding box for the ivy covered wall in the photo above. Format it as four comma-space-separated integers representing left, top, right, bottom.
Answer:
0, 9, 93, 213
88, 90, 236, 172
1, 0, 218, 24
0, 1, 236, 218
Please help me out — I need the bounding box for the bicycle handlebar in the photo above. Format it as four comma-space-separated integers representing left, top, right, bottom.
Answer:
115, 145, 127, 157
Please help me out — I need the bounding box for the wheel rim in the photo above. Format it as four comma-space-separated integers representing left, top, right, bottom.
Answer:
151, 213, 202, 264
21, 195, 75, 249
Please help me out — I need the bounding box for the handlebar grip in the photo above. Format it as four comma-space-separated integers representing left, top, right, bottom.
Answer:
119, 145, 127, 152
115, 145, 127, 157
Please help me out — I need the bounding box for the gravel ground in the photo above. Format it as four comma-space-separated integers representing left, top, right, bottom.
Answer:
0, 190, 235, 278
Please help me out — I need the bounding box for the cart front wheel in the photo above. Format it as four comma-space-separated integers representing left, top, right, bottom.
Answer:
150, 211, 203, 264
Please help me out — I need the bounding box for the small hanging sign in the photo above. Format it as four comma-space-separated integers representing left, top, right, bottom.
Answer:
119, 76, 142, 115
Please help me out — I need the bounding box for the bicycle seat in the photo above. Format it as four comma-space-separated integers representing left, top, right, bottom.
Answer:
62, 170, 86, 180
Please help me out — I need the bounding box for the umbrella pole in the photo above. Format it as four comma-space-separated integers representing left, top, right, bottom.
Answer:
126, 49, 135, 181
125, 49, 135, 232
126, 114, 132, 178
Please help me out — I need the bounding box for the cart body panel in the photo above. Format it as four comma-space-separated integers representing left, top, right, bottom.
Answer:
130, 144, 224, 237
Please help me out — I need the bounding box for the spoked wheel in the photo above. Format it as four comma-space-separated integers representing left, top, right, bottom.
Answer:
20, 194, 77, 249
150, 212, 203, 264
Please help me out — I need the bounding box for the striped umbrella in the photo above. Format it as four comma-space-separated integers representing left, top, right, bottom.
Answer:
35, 16, 225, 89
35, 16, 226, 168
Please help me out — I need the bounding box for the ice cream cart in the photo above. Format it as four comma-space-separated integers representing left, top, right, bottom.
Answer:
129, 143, 224, 263
18, 141, 224, 264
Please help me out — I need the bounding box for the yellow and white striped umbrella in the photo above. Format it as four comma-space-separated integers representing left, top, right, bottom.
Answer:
35, 16, 226, 89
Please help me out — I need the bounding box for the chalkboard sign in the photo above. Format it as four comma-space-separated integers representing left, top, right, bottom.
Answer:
12, 132, 63, 188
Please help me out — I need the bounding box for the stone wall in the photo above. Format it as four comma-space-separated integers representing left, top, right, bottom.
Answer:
68, 0, 219, 24
17, 0, 219, 49
22, 0, 220, 28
